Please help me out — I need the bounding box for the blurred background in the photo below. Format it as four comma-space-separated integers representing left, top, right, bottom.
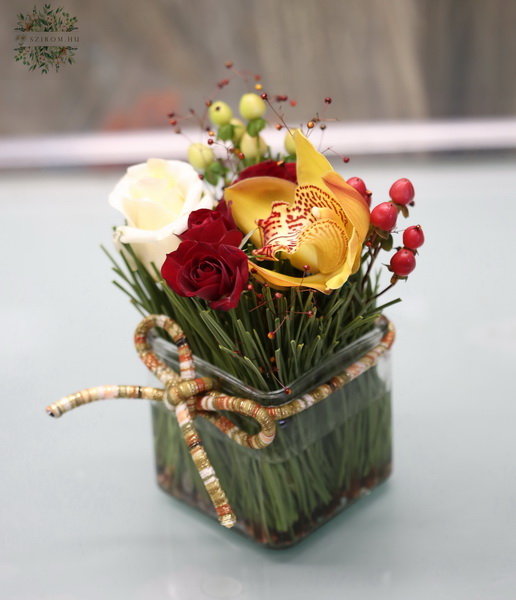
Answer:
0, 0, 515, 154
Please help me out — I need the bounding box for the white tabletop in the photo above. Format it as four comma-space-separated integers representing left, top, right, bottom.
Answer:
1, 153, 516, 599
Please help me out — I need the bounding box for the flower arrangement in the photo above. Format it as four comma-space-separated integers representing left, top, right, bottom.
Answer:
50, 65, 424, 547
107, 69, 423, 392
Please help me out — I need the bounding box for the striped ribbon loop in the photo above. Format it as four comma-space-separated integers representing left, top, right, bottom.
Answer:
46, 314, 395, 528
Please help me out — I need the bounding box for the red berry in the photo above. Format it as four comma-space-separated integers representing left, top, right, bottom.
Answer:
389, 178, 415, 205
370, 202, 398, 231
347, 177, 371, 207
346, 177, 367, 196
403, 225, 425, 249
390, 249, 416, 277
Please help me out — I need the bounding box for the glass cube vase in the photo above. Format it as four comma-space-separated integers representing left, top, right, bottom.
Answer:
150, 318, 392, 549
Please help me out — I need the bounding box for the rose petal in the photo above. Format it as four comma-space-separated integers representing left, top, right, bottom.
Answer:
109, 159, 214, 277
161, 242, 248, 310
122, 196, 177, 230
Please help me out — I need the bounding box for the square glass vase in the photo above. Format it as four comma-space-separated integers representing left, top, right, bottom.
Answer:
150, 318, 392, 549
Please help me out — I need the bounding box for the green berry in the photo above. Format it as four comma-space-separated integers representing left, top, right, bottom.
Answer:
187, 143, 215, 171
230, 118, 245, 143
284, 129, 299, 155
208, 101, 233, 126
239, 93, 266, 120
240, 133, 267, 159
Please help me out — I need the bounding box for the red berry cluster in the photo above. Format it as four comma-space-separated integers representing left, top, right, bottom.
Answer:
353, 177, 424, 286
385, 178, 421, 278
368, 178, 415, 231
390, 224, 424, 277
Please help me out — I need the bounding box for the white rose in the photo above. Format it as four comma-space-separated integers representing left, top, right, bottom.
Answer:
109, 158, 215, 275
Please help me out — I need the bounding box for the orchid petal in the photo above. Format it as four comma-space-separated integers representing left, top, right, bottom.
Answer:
326, 231, 360, 288
254, 185, 349, 274
322, 171, 370, 242
293, 130, 334, 187
348, 229, 362, 275
298, 220, 348, 273
224, 176, 297, 247
250, 262, 333, 293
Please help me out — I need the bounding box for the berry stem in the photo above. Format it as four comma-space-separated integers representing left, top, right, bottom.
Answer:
263, 97, 291, 133
367, 278, 398, 303
361, 242, 381, 294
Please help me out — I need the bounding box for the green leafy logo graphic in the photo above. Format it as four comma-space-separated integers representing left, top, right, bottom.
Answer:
14, 4, 78, 74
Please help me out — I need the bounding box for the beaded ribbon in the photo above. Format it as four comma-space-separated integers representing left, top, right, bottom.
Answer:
47, 314, 395, 528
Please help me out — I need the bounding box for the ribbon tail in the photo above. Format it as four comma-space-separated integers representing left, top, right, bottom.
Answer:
46, 385, 164, 417
46, 381, 236, 527
170, 396, 236, 528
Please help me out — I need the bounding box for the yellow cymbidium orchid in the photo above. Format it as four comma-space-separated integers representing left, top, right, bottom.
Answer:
224, 130, 370, 292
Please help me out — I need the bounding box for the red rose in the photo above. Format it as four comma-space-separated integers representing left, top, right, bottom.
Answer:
161, 240, 248, 311
233, 160, 297, 184
213, 199, 238, 229
179, 206, 242, 246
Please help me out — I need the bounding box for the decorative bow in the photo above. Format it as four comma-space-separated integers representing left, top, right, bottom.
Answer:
47, 314, 394, 528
